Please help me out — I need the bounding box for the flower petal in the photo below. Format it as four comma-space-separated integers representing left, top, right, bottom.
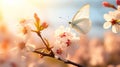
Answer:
103, 22, 112, 29
117, 6, 120, 10
104, 14, 112, 21
112, 24, 120, 33
112, 25, 118, 33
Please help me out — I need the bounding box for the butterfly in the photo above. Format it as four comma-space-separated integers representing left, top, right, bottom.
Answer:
69, 4, 91, 34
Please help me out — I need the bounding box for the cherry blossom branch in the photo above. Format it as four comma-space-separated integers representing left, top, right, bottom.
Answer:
34, 50, 84, 67
30, 28, 84, 66
32, 23, 84, 67
33, 50, 54, 57
58, 58, 84, 67
32, 13, 84, 67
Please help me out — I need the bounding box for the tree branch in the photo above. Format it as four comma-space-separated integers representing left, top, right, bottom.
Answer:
58, 58, 84, 67
33, 50, 54, 57
37, 32, 50, 50
35, 32, 84, 67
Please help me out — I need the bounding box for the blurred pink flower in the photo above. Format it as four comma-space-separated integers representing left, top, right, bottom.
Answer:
89, 38, 106, 66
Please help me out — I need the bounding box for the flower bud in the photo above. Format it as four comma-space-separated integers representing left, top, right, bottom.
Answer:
116, 0, 120, 5
41, 22, 48, 28
102, 2, 111, 7
102, 1, 117, 9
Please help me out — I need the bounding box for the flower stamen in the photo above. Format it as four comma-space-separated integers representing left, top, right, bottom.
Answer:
111, 19, 120, 25
66, 39, 71, 47
56, 48, 62, 55
60, 32, 66, 38
111, 19, 117, 25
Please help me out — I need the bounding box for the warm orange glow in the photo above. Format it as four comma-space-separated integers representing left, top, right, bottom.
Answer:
0, 0, 43, 33
2, 0, 24, 6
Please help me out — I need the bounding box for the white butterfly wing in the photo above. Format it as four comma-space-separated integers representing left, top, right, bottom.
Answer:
72, 4, 90, 21
71, 18, 91, 34
70, 4, 91, 34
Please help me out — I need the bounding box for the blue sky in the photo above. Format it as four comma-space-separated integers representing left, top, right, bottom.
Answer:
41, 0, 115, 37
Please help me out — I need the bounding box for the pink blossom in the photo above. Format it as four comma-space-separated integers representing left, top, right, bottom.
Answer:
52, 26, 80, 60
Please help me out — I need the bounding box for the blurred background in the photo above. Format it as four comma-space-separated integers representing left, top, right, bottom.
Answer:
0, 0, 120, 67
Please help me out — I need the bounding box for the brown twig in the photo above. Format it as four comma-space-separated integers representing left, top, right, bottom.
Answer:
58, 58, 84, 67
34, 50, 84, 67
37, 32, 50, 50
33, 50, 54, 57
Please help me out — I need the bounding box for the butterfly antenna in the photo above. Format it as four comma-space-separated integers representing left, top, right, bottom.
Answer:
59, 17, 69, 22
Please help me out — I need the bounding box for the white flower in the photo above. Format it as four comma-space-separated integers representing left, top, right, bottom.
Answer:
52, 26, 80, 60
103, 6, 120, 33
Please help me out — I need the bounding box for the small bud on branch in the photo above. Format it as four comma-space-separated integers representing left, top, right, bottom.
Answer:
102, 1, 117, 9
